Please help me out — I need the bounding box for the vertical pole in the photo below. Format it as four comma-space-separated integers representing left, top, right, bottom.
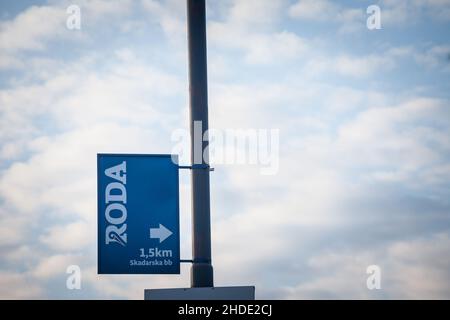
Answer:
187, 0, 214, 287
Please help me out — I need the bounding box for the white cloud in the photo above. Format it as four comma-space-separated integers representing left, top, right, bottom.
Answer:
32, 254, 81, 280
305, 53, 394, 78
414, 45, 450, 72
0, 47, 183, 145
0, 272, 43, 299
2, 245, 37, 264
75, 0, 133, 19
0, 50, 185, 263
0, 1, 135, 70
282, 233, 450, 299
0, 6, 66, 52
335, 54, 394, 77
206, 85, 450, 297
212, 165, 345, 283
208, 0, 307, 65
228, 0, 285, 28
0, 53, 24, 70
40, 221, 93, 251
82, 265, 191, 299
141, 0, 186, 44
336, 8, 365, 33
0, 29, 190, 296
287, 0, 450, 32
336, 98, 449, 173
288, 0, 364, 33
381, 0, 450, 25
289, 0, 337, 21
209, 21, 307, 64
0, 213, 27, 246
52, 0, 134, 23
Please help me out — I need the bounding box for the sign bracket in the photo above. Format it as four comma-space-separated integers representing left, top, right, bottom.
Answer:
179, 258, 211, 264
178, 164, 214, 171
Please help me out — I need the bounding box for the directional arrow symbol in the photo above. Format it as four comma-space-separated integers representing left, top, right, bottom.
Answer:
150, 224, 173, 243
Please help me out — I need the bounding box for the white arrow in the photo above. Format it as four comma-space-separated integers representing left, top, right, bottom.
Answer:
150, 224, 173, 243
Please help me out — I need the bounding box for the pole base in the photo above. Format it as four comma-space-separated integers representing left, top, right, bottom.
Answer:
191, 263, 214, 287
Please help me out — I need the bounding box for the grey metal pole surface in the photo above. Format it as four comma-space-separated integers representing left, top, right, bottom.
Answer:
187, 0, 214, 288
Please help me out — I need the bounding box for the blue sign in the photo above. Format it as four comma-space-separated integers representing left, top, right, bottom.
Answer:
97, 154, 180, 274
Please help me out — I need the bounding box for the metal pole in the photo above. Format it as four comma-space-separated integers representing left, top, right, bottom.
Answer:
187, 0, 214, 287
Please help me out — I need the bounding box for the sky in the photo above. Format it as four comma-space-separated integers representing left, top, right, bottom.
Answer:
0, 0, 450, 299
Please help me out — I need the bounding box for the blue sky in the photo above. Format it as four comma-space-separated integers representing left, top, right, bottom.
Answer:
0, 0, 450, 299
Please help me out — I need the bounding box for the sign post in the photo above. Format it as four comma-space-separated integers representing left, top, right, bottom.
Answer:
187, 0, 214, 288
97, 154, 180, 274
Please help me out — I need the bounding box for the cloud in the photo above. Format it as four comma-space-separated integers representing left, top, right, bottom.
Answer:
335, 98, 450, 173
0, 37, 190, 298
0, 213, 27, 247
209, 22, 307, 64
0, 5, 67, 53
288, 0, 450, 32
305, 54, 389, 78
414, 45, 450, 72
81, 264, 193, 299
289, 0, 338, 21
141, 0, 186, 43
33, 254, 82, 280
334, 54, 394, 77
288, 0, 365, 33
282, 233, 450, 299
40, 221, 93, 252
74, 0, 134, 19
0, 1, 137, 70
227, 0, 285, 28
207, 83, 450, 298
0, 53, 24, 70
381, 0, 450, 25
208, 0, 307, 64
0, 272, 43, 299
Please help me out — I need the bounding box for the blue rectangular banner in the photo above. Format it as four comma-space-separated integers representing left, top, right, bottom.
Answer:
97, 154, 180, 274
